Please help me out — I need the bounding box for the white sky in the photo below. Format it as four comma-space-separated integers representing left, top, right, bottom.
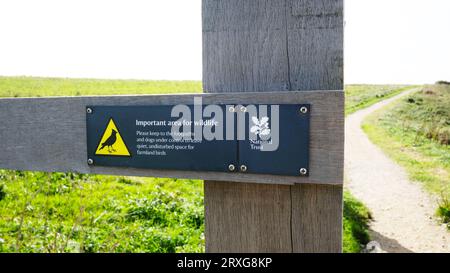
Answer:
0, 0, 449, 84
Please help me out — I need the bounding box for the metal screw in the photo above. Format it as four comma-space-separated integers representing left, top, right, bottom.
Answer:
87, 158, 94, 165
299, 168, 308, 175
299, 106, 308, 114
228, 164, 236, 172
240, 165, 248, 172
228, 106, 235, 112
86, 107, 93, 114
240, 106, 247, 112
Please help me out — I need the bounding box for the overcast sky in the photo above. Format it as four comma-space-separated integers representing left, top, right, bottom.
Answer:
0, 0, 449, 84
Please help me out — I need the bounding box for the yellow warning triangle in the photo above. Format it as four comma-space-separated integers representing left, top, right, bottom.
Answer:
95, 118, 131, 156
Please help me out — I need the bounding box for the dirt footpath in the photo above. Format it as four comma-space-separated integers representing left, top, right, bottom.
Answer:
345, 88, 450, 253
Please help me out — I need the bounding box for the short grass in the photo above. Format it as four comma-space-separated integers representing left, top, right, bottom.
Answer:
0, 171, 203, 253
362, 84, 450, 228
0, 76, 376, 252
0, 76, 202, 97
345, 85, 414, 116
343, 191, 372, 253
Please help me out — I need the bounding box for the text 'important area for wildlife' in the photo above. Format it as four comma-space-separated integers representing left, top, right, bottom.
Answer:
85, 104, 310, 176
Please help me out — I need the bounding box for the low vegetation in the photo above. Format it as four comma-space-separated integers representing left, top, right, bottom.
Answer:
363, 83, 450, 228
345, 85, 413, 115
0, 76, 374, 252
0, 171, 204, 252
343, 191, 372, 253
0, 76, 202, 97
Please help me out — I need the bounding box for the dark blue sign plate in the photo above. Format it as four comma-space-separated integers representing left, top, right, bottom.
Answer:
239, 105, 310, 176
86, 105, 237, 173
86, 104, 310, 176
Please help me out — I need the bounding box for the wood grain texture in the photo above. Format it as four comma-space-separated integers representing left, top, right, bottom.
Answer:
203, 0, 289, 92
203, 0, 343, 253
203, 0, 343, 92
291, 184, 343, 252
205, 181, 292, 252
287, 0, 343, 91
0, 91, 343, 185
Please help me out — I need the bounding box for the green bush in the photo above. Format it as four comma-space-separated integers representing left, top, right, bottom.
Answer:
436, 81, 450, 85
437, 197, 450, 228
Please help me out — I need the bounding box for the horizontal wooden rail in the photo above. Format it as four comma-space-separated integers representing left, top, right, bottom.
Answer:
0, 91, 344, 185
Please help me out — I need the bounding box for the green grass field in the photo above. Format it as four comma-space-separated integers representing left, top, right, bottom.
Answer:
0, 172, 203, 253
363, 83, 450, 227
0, 76, 202, 97
0, 76, 378, 253
345, 85, 414, 115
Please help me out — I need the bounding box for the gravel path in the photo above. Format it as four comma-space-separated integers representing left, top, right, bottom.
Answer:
345, 88, 450, 253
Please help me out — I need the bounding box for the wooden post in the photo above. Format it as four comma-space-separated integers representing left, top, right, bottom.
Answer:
203, 0, 344, 252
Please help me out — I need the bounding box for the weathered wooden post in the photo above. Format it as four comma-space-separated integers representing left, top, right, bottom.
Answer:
202, 0, 344, 252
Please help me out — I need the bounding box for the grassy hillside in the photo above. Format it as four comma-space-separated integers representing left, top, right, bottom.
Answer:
0, 76, 375, 252
363, 84, 450, 227
345, 85, 413, 115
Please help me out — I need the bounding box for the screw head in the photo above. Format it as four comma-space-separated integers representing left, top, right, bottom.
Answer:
228, 106, 235, 112
240, 106, 247, 112
299, 168, 308, 175
87, 158, 94, 165
299, 106, 308, 114
86, 107, 93, 114
240, 165, 248, 172
228, 164, 236, 172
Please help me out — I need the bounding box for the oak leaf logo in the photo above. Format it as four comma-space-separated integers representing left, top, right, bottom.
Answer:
250, 116, 270, 136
